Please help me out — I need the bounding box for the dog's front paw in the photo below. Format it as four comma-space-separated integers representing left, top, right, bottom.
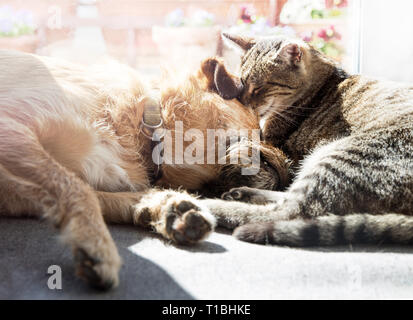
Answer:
74, 244, 121, 291
134, 191, 216, 245
222, 187, 269, 205
163, 198, 215, 245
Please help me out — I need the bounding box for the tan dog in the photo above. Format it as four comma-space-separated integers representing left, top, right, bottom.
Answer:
0, 51, 289, 290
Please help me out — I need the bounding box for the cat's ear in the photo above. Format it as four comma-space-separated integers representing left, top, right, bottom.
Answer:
222, 32, 255, 53
201, 58, 244, 100
281, 43, 302, 65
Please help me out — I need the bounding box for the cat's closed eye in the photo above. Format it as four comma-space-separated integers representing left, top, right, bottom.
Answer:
267, 81, 297, 90
252, 86, 264, 95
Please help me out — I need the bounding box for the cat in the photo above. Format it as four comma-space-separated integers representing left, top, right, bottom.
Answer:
0, 51, 289, 289
202, 33, 413, 247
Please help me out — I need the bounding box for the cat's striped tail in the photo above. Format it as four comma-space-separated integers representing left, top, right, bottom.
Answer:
233, 214, 413, 246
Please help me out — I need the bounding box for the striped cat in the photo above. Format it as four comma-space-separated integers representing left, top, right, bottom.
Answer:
205, 33, 413, 246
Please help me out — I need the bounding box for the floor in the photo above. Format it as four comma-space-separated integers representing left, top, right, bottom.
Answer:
1, 217, 413, 299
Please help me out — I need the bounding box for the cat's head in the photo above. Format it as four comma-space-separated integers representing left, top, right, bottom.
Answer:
221, 33, 328, 119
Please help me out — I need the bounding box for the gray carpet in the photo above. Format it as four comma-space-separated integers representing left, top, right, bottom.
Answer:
1, 217, 413, 299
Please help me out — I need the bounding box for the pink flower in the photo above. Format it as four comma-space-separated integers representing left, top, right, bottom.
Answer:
240, 6, 252, 24
326, 27, 334, 38
335, 0, 348, 8
318, 29, 328, 41
318, 26, 342, 41
329, 25, 342, 40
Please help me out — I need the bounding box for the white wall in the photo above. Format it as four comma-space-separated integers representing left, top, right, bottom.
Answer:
360, 0, 413, 83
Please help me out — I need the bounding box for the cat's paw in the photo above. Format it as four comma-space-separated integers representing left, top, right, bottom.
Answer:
233, 222, 273, 245
222, 187, 270, 204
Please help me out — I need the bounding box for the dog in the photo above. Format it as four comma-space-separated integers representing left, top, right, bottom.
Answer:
0, 51, 289, 289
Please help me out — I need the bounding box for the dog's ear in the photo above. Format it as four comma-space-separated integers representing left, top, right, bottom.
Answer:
201, 58, 243, 100
201, 58, 219, 91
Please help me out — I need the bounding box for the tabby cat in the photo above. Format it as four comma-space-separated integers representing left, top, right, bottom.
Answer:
204, 33, 413, 246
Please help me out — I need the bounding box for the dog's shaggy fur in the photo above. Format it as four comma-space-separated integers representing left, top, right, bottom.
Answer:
0, 51, 289, 290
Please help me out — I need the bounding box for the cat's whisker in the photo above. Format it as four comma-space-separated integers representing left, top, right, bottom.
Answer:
270, 108, 297, 125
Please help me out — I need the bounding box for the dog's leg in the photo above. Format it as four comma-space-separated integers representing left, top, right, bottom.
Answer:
96, 190, 216, 245
0, 164, 53, 217
0, 124, 121, 290
96, 191, 141, 224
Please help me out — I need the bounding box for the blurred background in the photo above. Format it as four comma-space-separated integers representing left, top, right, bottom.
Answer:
0, 0, 411, 82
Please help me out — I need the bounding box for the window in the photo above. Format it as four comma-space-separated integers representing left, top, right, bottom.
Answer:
2, 0, 409, 82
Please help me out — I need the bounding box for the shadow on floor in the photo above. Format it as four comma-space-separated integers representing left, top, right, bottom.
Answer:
0, 218, 194, 299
